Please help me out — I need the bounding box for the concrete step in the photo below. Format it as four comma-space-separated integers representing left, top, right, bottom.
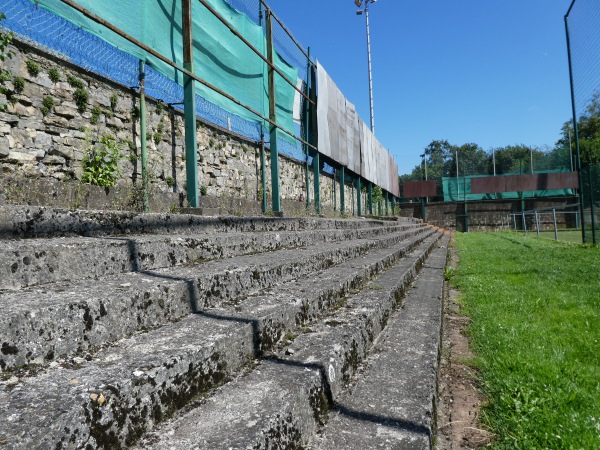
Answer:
0, 205, 398, 239
0, 227, 433, 371
0, 223, 418, 290
312, 234, 450, 449
130, 234, 446, 450
0, 231, 443, 449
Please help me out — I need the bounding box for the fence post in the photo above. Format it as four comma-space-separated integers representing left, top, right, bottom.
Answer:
588, 165, 597, 244
182, 0, 199, 208
304, 48, 311, 211
266, 10, 281, 214
313, 151, 320, 215
553, 208, 558, 241
357, 177, 362, 217
522, 211, 527, 233
565, 10, 587, 243
138, 60, 149, 212
260, 130, 267, 212
385, 191, 389, 216
340, 166, 345, 215
535, 211, 540, 237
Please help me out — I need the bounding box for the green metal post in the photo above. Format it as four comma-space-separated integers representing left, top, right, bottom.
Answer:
182, 0, 199, 207
260, 130, 267, 212
368, 182, 373, 215
304, 48, 311, 210
351, 180, 355, 216
588, 165, 597, 244
391, 196, 396, 216
464, 176, 469, 232
340, 166, 345, 215
333, 169, 337, 211
357, 177, 362, 217
266, 11, 280, 213
313, 151, 320, 214
385, 191, 389, 216
565, 9, 586, 243
138, 60, 149, 212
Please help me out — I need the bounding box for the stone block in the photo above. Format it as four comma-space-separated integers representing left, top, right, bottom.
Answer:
44, 116, 69, 127
42, 154, 66, 165
7, 151, 37, 163
0, 137, 9, 158
54, 146, 75, 160
54, 105, 78, 119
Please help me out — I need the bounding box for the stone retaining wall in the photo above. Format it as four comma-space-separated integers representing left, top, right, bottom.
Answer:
0, 38, 361, 215
400, 197, 579, 231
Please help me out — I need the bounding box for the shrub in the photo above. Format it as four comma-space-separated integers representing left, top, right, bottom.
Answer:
74, 87, 89, 113
48, 68, 60, 83
82, 134, 123, 187
26, 60, 39, 77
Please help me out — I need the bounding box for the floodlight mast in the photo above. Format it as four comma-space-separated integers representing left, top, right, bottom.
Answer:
355, 0, 377, 135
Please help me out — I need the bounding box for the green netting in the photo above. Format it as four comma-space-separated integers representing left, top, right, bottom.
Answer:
442, 171, 575, 202
33, 0, 297, 139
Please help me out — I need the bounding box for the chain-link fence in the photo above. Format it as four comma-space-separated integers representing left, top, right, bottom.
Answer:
565, 0, 600, 244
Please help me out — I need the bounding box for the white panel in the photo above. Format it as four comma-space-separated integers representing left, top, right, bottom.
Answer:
316, 63, 331, 159
317, 62, 400, 192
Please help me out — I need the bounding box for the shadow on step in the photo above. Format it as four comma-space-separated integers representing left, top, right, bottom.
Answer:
267, 357, 432, 440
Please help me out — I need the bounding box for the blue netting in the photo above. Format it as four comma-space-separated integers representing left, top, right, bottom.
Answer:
1, 0, 302, 155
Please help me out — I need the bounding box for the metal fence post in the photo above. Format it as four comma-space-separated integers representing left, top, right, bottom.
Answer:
368, 182, 373, 215
266, 10, 280, 213
304, 48, 311, 211
565, 8, 587, 243
260, 130, 267, 212
588, 165, 597, 244
357, 177, 362, 217
182, 0, 199, 208
535, 210, 540, 237
553, 208, 558, 241
313, 151, 320, 215
138, 60, 149, 212
340, 166, 345, 215
385, 191, 389, 216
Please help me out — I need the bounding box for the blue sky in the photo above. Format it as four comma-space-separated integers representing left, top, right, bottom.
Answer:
267, 0, 574, 175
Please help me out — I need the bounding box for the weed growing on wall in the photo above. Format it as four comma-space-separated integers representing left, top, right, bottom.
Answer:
26, 60, 39, 77
41, 96, 54, 116
48, 67, 60, 83
82, 134, 123, 187
0, 14, 14, 111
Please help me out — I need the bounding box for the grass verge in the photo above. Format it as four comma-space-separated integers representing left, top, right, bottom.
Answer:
453, 232, 600, 449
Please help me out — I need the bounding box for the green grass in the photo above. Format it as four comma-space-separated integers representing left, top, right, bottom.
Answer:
453, 232, 600, 449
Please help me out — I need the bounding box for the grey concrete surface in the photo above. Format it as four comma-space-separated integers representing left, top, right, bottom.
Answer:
312, 235, 450, 450
131, 234, 443, 450
0, 205, 401, 239
0, 227, 430, 371
0, 231, 441, 449
0, 223, 418, 290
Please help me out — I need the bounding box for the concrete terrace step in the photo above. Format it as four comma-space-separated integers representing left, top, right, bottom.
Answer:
0, 226, 434, 371
0, 222, 419, 290
0, 205, 399, 239
313, 235, 450, 449
0, 230, 443, 449
130, 234, 446, 450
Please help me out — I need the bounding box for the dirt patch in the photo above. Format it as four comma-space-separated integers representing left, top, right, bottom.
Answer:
436, 234, 494, 449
